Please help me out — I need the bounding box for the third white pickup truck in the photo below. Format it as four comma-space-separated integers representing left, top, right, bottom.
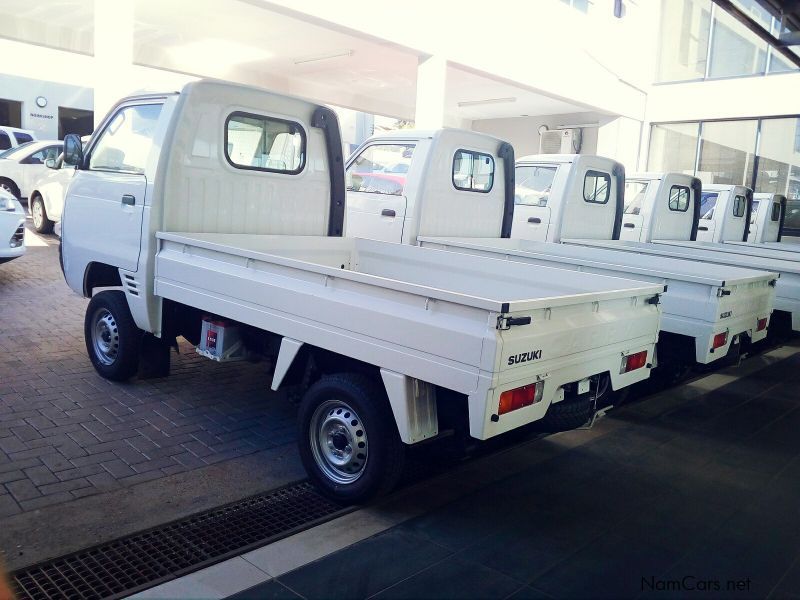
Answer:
345, 132, 777, 384
59, 81, 662, 501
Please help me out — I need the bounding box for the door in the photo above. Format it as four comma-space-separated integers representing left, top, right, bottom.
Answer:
20, 144, 61, 196
63, 102, 163, 273
696, 191, 718, 242
620, 180, 648, 241
345, 143, 412, 244
511, 164, 556, 241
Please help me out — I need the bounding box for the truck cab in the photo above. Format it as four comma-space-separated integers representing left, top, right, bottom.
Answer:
511, 154, 623, 242
620, 173, 701, 242
746, 193, 785, 243
696, 184, 753, 243
345, 129, 513, 244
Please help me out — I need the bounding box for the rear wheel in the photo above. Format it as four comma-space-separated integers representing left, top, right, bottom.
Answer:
84, 290, 142, 381
30, 195, 54, 234
298, 373, 405, 503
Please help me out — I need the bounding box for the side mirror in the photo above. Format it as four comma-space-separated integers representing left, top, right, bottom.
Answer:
63, 134, 84, 167
45, 158, 56, 169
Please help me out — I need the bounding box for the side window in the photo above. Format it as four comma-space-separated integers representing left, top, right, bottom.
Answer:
623, 181, 648, 215
668, 185, 690, 212
515, 165, 557, 207
14, 133, 33, 145
771, 202, 781, 222
453, 150, 494, 193
0, 132, 10, 150
732, 194, 747, 218
346, 144, 415, 196
225, 112, 305, 174
583, 170, 610, 204
90, 104, 163, 174
26, 146, 61, 165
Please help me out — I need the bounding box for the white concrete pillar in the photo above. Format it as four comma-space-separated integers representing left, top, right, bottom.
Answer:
414, 55, 448, 129
596, 116, 643, 172
93, 0, 136, 126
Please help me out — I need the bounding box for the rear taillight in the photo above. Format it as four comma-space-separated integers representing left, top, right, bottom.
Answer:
498, 381, 544, 415
712, 331, 728, 350
620, 350, 648, 374
757, 318, 768, 332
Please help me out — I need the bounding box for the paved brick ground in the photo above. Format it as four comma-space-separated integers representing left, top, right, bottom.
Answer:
0, 224, 296, 517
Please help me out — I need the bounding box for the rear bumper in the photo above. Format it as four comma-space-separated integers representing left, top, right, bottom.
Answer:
468, 336, 656, 440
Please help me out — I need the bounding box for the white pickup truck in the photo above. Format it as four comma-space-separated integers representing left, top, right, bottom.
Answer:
59, 80, 663, 502
345, 135, 776, 380
619, 172, 702, 242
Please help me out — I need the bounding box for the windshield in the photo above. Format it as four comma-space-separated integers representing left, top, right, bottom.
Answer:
0, 141, 37, 159
623, 181, 649, 215
514, 165, 557, 206
699, 192, 719, 219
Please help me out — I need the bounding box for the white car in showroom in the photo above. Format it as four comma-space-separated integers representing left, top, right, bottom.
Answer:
0, 187, 25, 264
0, 126, 36, 151
29, 151, 75, 234
0, 140, 63, 201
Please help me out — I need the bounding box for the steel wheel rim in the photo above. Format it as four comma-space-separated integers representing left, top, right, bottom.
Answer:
32, 200, 43, 229
309, 399, 368, 485
91, 308, 120, 366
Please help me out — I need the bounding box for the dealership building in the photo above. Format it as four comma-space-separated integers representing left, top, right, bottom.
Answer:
1, 0, 799, 226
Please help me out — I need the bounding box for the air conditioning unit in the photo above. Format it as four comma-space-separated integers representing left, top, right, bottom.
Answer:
539, 128, 578, 154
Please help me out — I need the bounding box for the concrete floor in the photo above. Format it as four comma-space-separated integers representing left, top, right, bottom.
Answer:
145, 341, 800, 600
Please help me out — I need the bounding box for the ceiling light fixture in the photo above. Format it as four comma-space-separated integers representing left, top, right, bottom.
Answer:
294, 50, 354, 65
457, 97, 517, 107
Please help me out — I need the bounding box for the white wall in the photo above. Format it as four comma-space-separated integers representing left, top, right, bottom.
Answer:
0, 72, 92, 139
472, 113, 601, 157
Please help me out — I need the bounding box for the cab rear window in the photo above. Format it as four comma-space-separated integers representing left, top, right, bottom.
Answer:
453, 150, 494, 193
583, 170, 610, 204
668, 185, 690, 212
771, 202, 781, 221
732, 195, 747, 217
225, 112, 306, 174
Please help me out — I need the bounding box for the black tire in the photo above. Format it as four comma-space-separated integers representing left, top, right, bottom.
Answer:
84, 291, 142, 381
30, 194, 54, 234
298, 373, 405, 503
542, 393, 594, 433
0, 178, 20, 199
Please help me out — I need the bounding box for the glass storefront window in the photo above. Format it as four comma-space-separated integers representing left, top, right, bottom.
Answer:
697, 120, 758, 187
648, 123, 699, 174
754, 118, 798, 194
656, 0, 711, 82
708, 5, 768, 78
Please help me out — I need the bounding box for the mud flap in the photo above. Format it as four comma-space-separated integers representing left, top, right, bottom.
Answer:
137, 333, 173, 379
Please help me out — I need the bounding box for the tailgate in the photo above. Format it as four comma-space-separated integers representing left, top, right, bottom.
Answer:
495, 291, 661, 379
716, 276, 776, 324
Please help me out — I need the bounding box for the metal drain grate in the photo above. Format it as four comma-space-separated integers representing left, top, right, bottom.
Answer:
11, 481, 347, 600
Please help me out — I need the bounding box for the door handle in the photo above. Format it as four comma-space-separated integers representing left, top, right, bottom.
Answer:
528, 217, 541, 224
698, 226, 708, 231
381, 209, 396, 217
122, 194, 136, 206
623, 223, 635, 228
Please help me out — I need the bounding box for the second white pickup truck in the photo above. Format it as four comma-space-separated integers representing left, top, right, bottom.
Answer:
59, 80, 663, 501
345, 133, 776, 383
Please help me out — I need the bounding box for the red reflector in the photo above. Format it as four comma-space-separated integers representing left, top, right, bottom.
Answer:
757, 318, 768, 332
712, 331, 728, 350
620, 350, 648, 374
498, 382, 543, 416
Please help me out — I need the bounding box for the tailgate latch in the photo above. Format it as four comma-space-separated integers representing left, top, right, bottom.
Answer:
497, 315, 532, 330
717, 288, 732, 297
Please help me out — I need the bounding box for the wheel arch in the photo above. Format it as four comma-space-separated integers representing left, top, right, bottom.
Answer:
83, 262, 123, 297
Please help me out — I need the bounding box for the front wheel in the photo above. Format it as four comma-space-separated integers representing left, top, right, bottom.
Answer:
31, 195, 54, 234
84, 290, 142, 381
298, 373, 405, 503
